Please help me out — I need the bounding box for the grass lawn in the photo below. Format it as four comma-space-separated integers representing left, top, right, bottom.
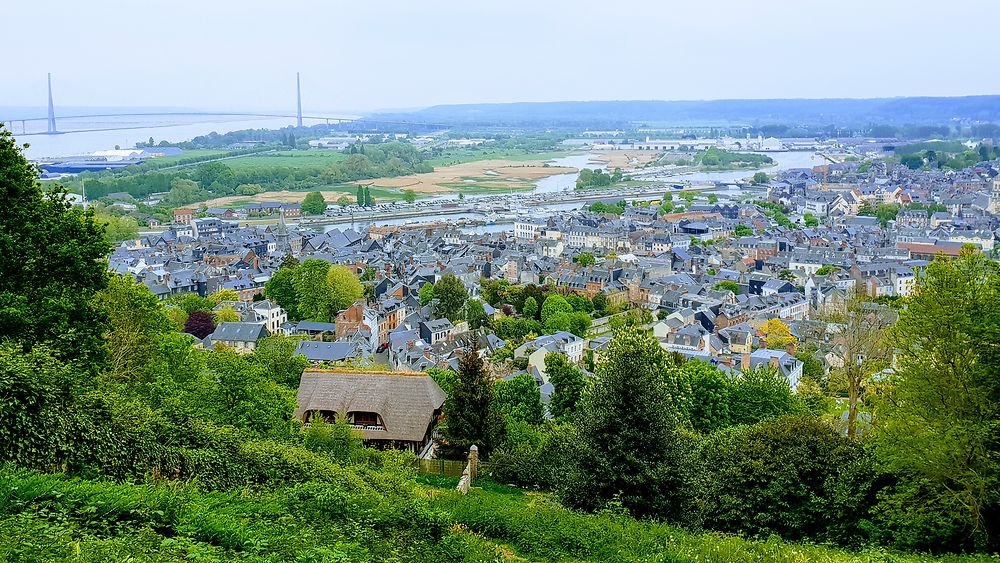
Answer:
222, 150, 346, 171
147, 149, 229, 164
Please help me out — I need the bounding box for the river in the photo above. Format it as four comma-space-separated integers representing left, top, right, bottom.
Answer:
11, 114, 333, 159
320, 150, 824, 234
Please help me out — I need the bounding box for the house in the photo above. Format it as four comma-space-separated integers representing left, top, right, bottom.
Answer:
744, 349, 803, 391
419, 318, 454, 345
205, 322, 269, 353
173, 208, 194, 224
294, 341, 361, 364
514, 332, 586, 382
294, 370, 446, 453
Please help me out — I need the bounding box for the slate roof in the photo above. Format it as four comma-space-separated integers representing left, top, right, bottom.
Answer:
208, 322, 268, 343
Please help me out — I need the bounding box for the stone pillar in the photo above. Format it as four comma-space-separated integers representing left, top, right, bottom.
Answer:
468, 445, 478, 482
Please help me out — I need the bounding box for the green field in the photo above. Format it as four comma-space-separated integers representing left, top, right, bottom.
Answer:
221, 150, 346, 171
147, 149, 229, 164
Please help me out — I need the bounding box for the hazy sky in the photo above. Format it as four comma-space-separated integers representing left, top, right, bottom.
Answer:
5, 0, 999, 113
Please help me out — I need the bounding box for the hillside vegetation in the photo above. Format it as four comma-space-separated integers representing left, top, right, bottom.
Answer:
1, 124, 999, 562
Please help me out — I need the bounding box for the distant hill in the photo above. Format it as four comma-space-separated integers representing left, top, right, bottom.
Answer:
367, 97, 1000, 128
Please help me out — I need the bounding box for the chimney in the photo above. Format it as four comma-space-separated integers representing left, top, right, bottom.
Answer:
786, 343, 795, 356
769, 356, 780, 370
740, 352, 751, 371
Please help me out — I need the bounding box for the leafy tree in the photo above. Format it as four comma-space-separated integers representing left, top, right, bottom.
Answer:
684, 360, 732, 433
874, 249, 1000, 548
301, 191, 327, 215
521, 296, 538, 319
326, 264, 363, 313
708, 194, 718, 204
592, 291, 608, 314
303, 412, 364, 464
97, 212, 139, 243
796, 350, 825, 383
168, 293, 215, 314
815, 265, 839, 276
265, 266, 299, 320
752, 171, 770, 184
824, 297, 893, 437
93, 274, 173, 381
540, 294, 573, 325
209, 289, 240, 304
251, 335, 309, 388
559, 327, 695, 519
433, 273, 468, 321
491, 316, 542, 341
760, 318, 797, 350
575, 252, 596, 266
545, 352, 585, 419
694, 415, 870, 542
402, 189, 416, 203
465, 299, 486, 330
213, 306, 241, 323
494, 373, 544, 425
205, 347, 297, 438
426, 367, 458, 395
729, 366, 798, 426
713, 280, 740, 294
183, 310, 216, 339
545, 311, 591, 337
336, 195, 351, 207
356, 185, 364, 206
566, 293, 593, 313
0, 126, 112, 367
419, 282, 435, 306
440, 348, 504, 459
733, 224, 753, 237
803, 213, 820, 227
294, 259, 332, 321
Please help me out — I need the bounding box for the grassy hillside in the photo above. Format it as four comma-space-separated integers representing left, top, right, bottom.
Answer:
4, 467, 991, 563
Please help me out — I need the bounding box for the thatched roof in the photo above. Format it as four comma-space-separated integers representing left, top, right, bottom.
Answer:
295, 371, 446, 443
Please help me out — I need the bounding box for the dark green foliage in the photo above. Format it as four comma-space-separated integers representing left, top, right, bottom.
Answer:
697, 148, 773, 168
545, 352, 585, 419
558, 327, 696, 520
521, 295, 538, 318
440, 349, 504, 459
264, 266, 299, 320
574, 252, 596, 266
465, 299, 486, 329
293, 258, 332, 321
694, 415, 876, 542
0, 127, 112, 369
589, 200, 626, 215
733, 224, 754, 237
490, 316, 542, 341
540, 294, 573, 325
167, 292, 215, 314
545, 310, 591, 337
300, 191, 326, 214
576, 168, 614, 189
433, 273, 468, 322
